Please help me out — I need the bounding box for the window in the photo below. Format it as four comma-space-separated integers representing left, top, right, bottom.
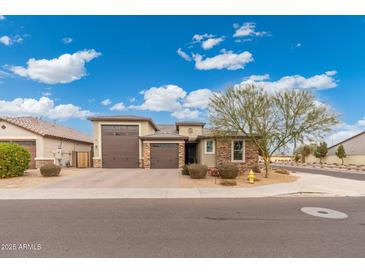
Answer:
232, 140, 245, 162
188, 127, 193, 134
205, 139, 215, 154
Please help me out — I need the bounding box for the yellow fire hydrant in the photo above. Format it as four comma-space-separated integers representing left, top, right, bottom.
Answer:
247, 169, 255, 184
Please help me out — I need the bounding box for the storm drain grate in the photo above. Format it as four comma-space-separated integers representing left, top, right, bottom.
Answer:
301, 207, 348, 219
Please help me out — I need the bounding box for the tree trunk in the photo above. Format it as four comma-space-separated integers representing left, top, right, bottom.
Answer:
263, 157, 270, 178
341, 158, 344, 165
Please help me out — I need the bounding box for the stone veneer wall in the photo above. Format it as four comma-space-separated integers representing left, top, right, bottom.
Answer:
215, 138, 259, 172
93, 159, 102, 168
178, 143, 185, 168
36, 159, 55, 169
143, 143, 151, 168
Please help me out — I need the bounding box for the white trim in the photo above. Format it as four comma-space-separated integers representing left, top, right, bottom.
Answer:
143, 140, 185, 144
231, 139, 245, 162
204, 139, 215, 154
98, 122, 142, 160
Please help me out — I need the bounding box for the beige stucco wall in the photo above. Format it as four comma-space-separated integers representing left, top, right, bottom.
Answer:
328, 132, 365, 156
306, 154, 365, 165
0, 120, 44, 157
0, 121, 92, 166
271, 155, 293, 162
178, 125, 203, 138
43, 137, 91, 166
197, 139, 216, 167
91, 120, 156, 160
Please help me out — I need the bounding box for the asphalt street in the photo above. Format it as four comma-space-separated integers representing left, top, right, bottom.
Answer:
272, 164, 365, 181
0, 197, 365, 257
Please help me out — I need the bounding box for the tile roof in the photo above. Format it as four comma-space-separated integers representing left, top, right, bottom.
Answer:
0, 116, 92, 144
156, 124, 177, 134
140, 132, 188, 140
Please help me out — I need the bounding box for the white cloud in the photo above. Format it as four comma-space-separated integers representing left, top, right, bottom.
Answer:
101, 99, 112, 106
0, 96, 92, 120
42, 91, 52, 97
171, 108, 200, 120
130, 85, 186, 112
192, 33, 213, 42
0, 35, 24, 46
193, 50, 253, 70
295, 43, 302, 48
234, 38, 254, 43
237, 71, 338, 92
358, 119, 365, 127
0, 36, 11, 46
9, 49, 101, 84
0, 70, 10, 78
62, 37, 73, 44
176, 48, 191, 61
233, 22, 268, 38
49, 104, 92, 120
244, 74, 270, 81
183, 89, 213, 109
201, 37, 224, 50
0, 15, 5, 20
110, 102, 126, 111
326, 119, 365, 146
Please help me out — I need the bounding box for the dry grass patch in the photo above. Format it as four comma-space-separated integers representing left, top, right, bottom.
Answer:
0, 168, 88, 189
180, 170, 298, 188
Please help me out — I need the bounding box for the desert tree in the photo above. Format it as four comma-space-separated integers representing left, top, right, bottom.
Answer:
335, 144, 346, 165
314, 141, 328, 164
296, 144, 313, 163
208, 85, 338, 177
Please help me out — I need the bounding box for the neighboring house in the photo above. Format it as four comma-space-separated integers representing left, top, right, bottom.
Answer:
0, 117, 93, 168
88, 115, 259, 170
306, 131, 365, 165
271, 154, 293, 163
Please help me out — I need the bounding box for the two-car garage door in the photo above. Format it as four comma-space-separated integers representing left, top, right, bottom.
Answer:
150, 143, 179, 169
101, 125, 139, 168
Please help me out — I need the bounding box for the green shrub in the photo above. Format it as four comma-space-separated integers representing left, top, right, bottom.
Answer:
40, 163, 61, 177
0, 143, 30, 179
218, 163, 239, 179
181, 165, 190, 175
188, 164, 208, 179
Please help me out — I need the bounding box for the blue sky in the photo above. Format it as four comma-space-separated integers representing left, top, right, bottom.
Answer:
0, 16, 364, 144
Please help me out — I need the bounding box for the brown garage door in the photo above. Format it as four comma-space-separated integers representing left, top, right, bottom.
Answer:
150, 143, 178, 169
101, 125, 139, 168
0, 140, 36, 169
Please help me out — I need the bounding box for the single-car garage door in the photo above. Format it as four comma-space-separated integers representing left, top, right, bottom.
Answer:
0, 140, 36, 169
150, 143, 178, 169
101, 125, 139, 168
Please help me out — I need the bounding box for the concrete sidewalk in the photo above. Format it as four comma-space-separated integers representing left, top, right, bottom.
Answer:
0, 172, 364, 199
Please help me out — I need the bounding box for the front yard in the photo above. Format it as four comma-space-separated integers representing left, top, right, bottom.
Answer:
0, 167, 298, 189
179, 170, 298, 188
0, 168, 89, 188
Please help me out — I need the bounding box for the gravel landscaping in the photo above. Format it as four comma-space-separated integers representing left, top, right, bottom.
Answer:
0, 168, 90, 188
179, 170, 298, 188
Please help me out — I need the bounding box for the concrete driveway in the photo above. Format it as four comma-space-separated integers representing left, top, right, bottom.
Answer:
37, 168, 180, 189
